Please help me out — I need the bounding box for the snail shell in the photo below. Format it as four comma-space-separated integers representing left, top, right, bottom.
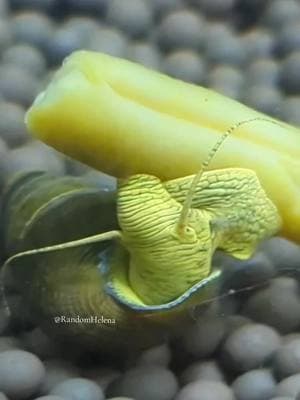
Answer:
1, 172, 218, 355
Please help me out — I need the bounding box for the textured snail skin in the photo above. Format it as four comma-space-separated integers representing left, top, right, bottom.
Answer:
26, 51, 300, 243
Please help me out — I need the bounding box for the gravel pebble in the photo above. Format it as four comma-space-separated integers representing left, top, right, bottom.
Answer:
106, 0, 153, 38
221, 251, 275, 291
280, 96, 300, 125
108, 365, 178, 400
242, 85, 282, 116
182, 317, 227, 358
2, 142, 65, 180
242, 29, 275, 61
51, 378, 104, 400
274, 338, 300, 379
207, 65, 243, 99
87, 27, 129, 58
45, 26, 88, 66
232, 369, 276, 400
0, 102, 28, 148
221, 324, 281, 372
280, 51, 300, 94
156, 9, 205, 51
205, 31, 247, 66
243, 277, 300, 333
180, 360, 224, 385
189, 0, 236, 17
0, 350, 45, 399
245, 58, 280, 87
261, 238, 300, 271
0, 20, 12, 53
65, 0, 108, 15
40, 359, 81, 394
11, 12, 54, 50
162, 50, 206, 84
276, 374, 300, 398
136, 344, 171, 367
0, 66, 40, 106
127, 42, 161, 69
175, 380, 234, 400
263, 0, 300, 30
34, 396, 65, 400
1, 44, 46, 77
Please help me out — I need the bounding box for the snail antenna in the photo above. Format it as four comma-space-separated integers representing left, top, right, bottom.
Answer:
176, 117, 283, 237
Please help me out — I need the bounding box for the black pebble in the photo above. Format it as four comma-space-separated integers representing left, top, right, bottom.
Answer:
274, 338, 300, 379
243, 277, 300, 333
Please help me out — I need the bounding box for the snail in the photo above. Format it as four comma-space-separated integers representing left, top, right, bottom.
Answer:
1, 118, 281, 355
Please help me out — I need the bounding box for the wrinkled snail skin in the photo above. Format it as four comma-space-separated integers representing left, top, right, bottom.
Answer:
117, 174, 213, 306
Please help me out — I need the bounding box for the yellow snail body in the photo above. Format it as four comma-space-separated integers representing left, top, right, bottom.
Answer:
1, 120, 281, 355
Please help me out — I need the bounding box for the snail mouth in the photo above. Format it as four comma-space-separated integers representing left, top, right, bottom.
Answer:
101, 244, 221, 313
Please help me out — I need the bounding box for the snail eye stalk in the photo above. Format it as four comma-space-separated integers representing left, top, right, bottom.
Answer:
175, 117, 285, 240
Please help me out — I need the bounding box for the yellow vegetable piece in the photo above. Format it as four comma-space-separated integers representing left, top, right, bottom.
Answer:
26, 51, 300, 243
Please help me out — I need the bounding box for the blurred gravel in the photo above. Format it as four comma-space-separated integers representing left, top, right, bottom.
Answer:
0, 1, 300, 400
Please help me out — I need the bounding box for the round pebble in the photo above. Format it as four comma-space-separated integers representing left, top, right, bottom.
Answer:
51, 378, 104, 400
225, 315, 253, 336
232, 369, 276, 400
281, 51, 300, 94
109, 365, 178, 400
0, 393, 8, 400
276, 374, 300, 398
0, 20, 12, 53
40, 359, 80, 394
64, 16, 100, 40
0, 350, 45, 399
45, 26, 88, 66
175, 380, 234, 400
2, 142, 65, 180
11, 12, 54, 50
182, 317, 226, 358
207, 65, 243, 99
243, 277, 300, 333
34, 397, 65, 400
136, 344, 171, 367
263, 0, 300, 30
189, 0, 236, 17
245, 58, 280, 87
205, 31, 247, 66
162, 50, 206, 84
261, 237, 300, 271
0, 66, 40, 107
1, 44, 46, 77
156, 10, 205, 51
221, 251, 275, 291
83, 367, 121, 392
180, 360, 224, 385
65, 0, 108, 15
0, 0, 8, 17
221, 323, 281, 372
276, 22, 300, 57
87, 27, 129, 58
242, 85, 282, 116
274, 338, 300, 379
280, 96, 300, 125
9, 0, 57, 12
147, 0, 182, 18
0, 102, 28, 148
242, 29, 275, 61
127, 42, 161, 69
106, 0, 153, 38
